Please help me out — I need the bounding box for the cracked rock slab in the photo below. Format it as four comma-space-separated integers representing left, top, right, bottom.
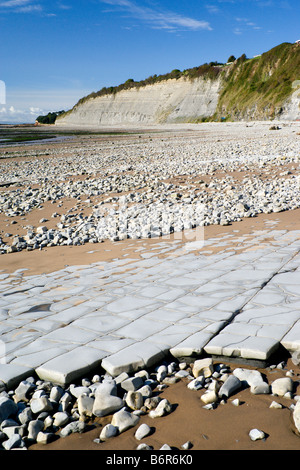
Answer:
35, 346, 108, 386
204, 332, 279, 361
0, 228, 299, 386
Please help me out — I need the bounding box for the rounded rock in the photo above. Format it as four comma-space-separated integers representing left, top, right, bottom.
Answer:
249, 428, 265, 441
271, 377, 294, 397
125, 391, 144, 411
100, 424, 118, 441
135, 423, 151, 441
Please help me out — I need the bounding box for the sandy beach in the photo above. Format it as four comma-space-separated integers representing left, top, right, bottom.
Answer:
0, 122, 300, 453
29, 358, 300, 451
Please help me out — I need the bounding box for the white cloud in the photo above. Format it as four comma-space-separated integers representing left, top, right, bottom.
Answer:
233, 27, 242, 35
57, 2, 71, 10
205, 4, 220, 14
0, 105, 46, 123
234, 16, 262, 34
0, 0, 43, 13
0, 0, 31, 6
100, 0, 212, 31
0, 88, 90, 123
17, 4, 42, 12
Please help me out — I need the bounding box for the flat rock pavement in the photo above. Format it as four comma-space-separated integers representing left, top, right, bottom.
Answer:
0, 227, 299, 387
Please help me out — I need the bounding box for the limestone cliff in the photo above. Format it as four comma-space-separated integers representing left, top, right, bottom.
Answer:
56, 76, 222, 127
56, 42, 300, 127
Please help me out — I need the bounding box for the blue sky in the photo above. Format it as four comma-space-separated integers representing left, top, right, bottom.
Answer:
0, 0, 299, 123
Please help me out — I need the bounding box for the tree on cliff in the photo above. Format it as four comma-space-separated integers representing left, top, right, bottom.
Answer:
36, 111, 65, 125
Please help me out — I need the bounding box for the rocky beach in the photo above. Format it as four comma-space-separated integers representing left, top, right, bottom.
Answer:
0, 121, 300, 453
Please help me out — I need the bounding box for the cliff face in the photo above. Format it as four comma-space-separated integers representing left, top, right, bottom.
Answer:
55, 76, 222, 127
56, 42, 300, 127
214, 42, 300, 121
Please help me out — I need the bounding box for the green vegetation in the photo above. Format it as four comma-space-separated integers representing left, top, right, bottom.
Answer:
215, 42, 300, 120
227, 55, 236, 63
36, 111, 65, 125
60, 62, 223, 115
0, 130, 57, 145
57, 42, 300, 123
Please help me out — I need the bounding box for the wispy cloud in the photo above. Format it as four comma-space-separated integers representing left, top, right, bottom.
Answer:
56, 1, 71, 10
0, 0, 43, 12
0, 0, 31, 6
205, 4, 220, 14
18, 4, 42, 12
100, 0, 212, 32
0, 88, 89, 123
0, 0, 60, 15
234, 16, 262, 34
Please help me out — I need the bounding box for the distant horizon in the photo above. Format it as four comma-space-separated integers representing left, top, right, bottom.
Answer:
0, 122, 34, 125
1, 0, 299, 123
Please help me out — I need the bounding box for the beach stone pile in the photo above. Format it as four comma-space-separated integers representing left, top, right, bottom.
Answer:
0, 129, 300, 254
0, 355, 299, 450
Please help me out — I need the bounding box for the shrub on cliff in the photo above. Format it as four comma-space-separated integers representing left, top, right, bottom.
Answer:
36, 111, 65, 125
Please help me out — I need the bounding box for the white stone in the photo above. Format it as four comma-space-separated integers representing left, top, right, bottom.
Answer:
30, 396, 53, 414
149, 399, 172, 418
219, 375, 241, 398
136, 443, 152, 450
78, 394, 95, 417
192, 358, 214, 378
137, 385, 152, 398
269, 401, 283, 409
92, 392, 124, 418
121, 376, 144, 392
53, 411, 69, 427
36, 431, 55, 445
125, 391, 144, 411
249, 428, 265, 441
271, 377, 294, 397
100, 423, 118, 441
27, 419, 44, 441
135, 423, 151, 440
187, 377, 204, 390
111, 408, 140, 433
293, 399, 300, 434
201, 390, 218, 404
231, 398, 240, 406
2, 434, 24, 450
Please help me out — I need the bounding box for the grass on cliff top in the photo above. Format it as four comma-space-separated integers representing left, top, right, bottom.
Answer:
215, 42, 300, 119
58, 42, 300, 122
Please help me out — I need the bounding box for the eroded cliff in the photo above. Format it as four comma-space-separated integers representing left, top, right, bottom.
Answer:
56, 42, 300, 127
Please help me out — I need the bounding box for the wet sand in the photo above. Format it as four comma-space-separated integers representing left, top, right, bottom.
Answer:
1, 206, 300, 276
30, 358, 300, 451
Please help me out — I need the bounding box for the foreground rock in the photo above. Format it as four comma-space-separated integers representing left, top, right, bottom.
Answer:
293, 400, 300, 434
0, 353, 299, 450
